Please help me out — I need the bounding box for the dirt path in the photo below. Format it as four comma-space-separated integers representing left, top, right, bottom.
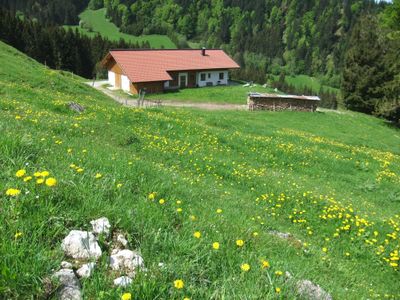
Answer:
86, 81, 247, 111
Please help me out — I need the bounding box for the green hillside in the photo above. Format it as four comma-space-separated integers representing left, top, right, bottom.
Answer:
65, 8, 176, 49
1, 41, 400, 299
269, 74, 341, 95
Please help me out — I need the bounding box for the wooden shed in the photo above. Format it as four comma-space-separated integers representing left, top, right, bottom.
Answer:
248, 93, 320, 112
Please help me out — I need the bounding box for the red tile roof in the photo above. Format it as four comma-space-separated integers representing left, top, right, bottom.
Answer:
105, 49, 240, 83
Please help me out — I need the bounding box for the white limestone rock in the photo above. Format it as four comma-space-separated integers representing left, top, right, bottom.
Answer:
116, 233, 128, 248
296, 280, 333, 300
113, 276, 133, 287
90, 217, 111, 236
61, 261, 73, 269
61, 230, 102, 260
268, 230, 292, 239
52, 269, 82, 300
76, 262, 96, 278
109, 249, 144, 278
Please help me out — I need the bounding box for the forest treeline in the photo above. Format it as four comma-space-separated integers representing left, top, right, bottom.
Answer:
0, 8, 149, 78
0, 0, 89, 25
94, 0, 385, 87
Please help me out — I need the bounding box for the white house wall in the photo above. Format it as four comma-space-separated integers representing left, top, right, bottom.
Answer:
108, 71, 116, 87
197, 70, 229, 87
121, 75, 130, 92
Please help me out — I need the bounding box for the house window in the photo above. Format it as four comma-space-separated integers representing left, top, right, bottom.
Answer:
208, 73, 211, 78
219, 72, 224, 80
200, 73, 206, 81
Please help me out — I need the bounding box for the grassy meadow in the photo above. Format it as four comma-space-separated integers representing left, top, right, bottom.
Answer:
144, 84, 278, 104
65, 8, 176, 49
1, 41, 400, 299
269, 74, 340, 95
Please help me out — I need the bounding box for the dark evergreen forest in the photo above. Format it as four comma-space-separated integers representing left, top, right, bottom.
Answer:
0, 8, 149, 79
0, 0, 89, 25
98, 0, 385, 86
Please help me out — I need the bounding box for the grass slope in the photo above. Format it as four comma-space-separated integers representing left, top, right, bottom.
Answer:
143, 84, 278, 104
1, 41, 400, 299
270, 74, 340, 95
65, 8, 176, 49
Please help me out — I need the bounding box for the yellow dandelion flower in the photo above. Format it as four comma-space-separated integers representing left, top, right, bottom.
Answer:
236, 239, 245, 247
121, 293, 132, 300
176, 200, 182, 205
216, 209, 223, 214
322, 247, 328, 253
159, 199, 165, 205
183, 298, 191, 300
6, 188, 21, 197
40, 171, 50, 177
95, 173, 102, 179
36, 178, 45, 185
174, 279, 184, 289
177, 208, 183, 213
253, 232, 259, 237
261, 260, 270, 269
117, 183, 123, 188
275, 271, 283, 276
148, 192, 156, 200
23, 176, 33, 182
14, 232, 23, 239
34, 172, 42, 177
45, 178, 57, 187
212, 242, 220, 250
16, 169, 26, 178
275, 287, 281, 294
76, 168, 84, 173
193, 231, 201, 239
241, 263, 250, 272
189, 215, 196, 221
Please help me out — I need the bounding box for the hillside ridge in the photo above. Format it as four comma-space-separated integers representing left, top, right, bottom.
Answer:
1, 41, 400, 299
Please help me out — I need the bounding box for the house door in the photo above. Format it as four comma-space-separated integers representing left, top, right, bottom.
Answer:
179, 73, 188, 88
115, 73, 121, 89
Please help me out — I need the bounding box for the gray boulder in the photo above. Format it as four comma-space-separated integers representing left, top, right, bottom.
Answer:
76, 262, 96, 278
109, 249, 144, 278
90, 217, 111, 236
52, 269, 81, 300
61, 230, 102, 260
113, 276, 132, 287
60, 261, 73, 269
296, 280, 333, 300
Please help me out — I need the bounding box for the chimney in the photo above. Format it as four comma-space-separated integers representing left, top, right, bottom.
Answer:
201, 47, 206, 56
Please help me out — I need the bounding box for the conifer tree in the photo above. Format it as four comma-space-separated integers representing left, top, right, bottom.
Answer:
342, 15, 387, 114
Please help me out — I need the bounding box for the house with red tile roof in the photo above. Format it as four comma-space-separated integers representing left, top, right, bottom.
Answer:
101, 48, 240, 94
